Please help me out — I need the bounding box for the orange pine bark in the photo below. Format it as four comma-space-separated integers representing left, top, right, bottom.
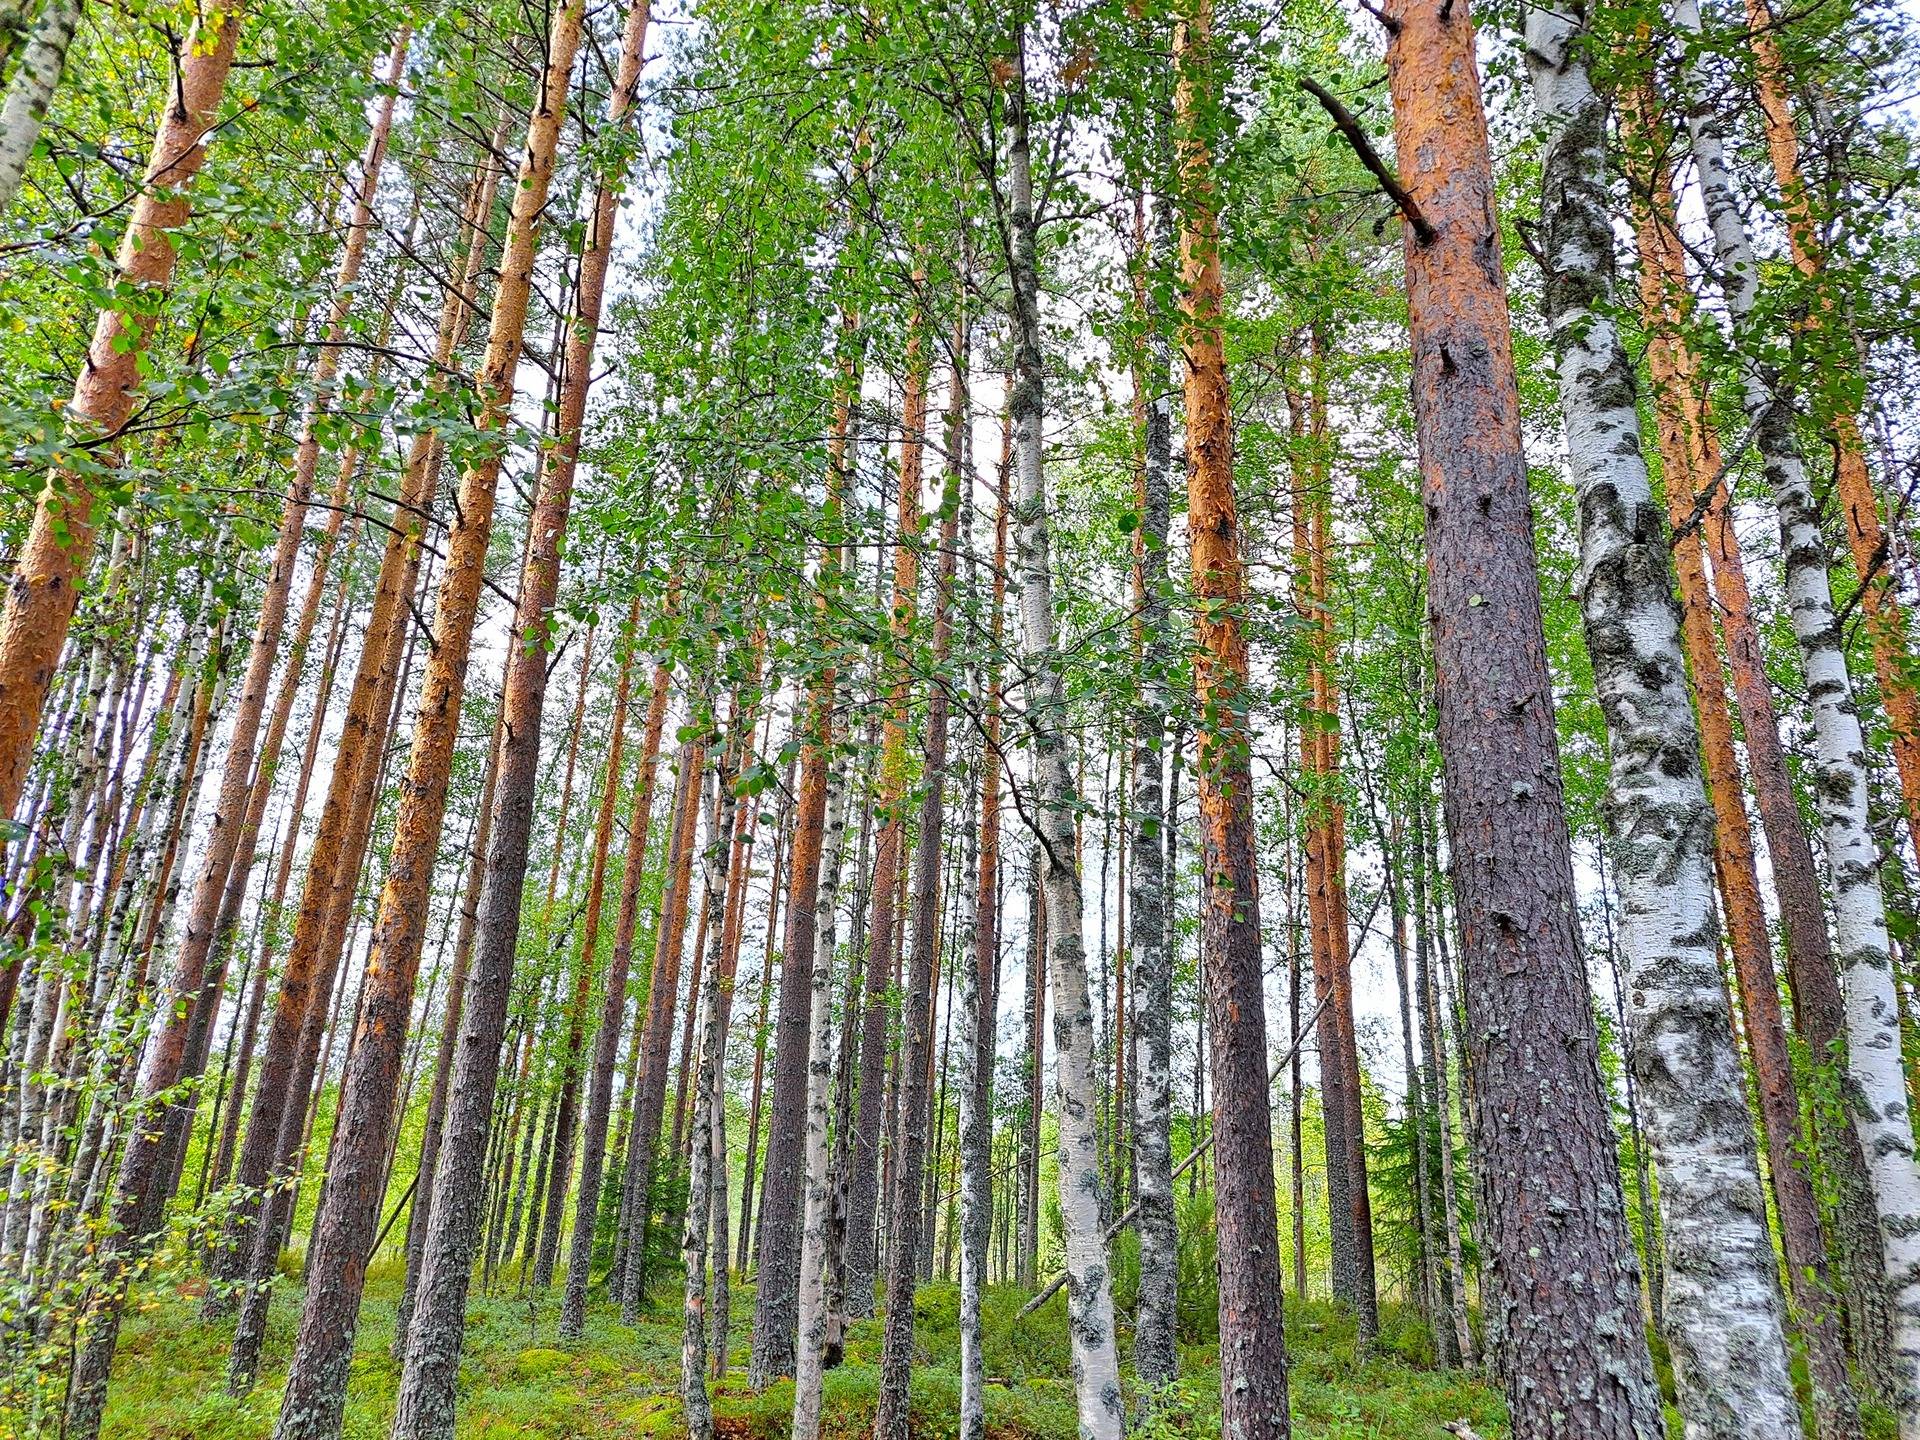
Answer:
0, 2, 242, 850
1743, 0, 1920, 858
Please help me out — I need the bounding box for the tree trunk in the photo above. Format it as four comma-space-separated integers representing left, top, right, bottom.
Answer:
846, 341, 925, 1319
1288, 340, 1375, 1338
0, 0, 241, 851
736, 767, 792, 1274
1382, 0, 1667, 1432
226, 544, 429, 1393
397, 685, 505, 1345
1127, 183, 1179, 1396
0, 0, 81, 216
1006, 28, 1124, 1438
1177, 4, 1292, 1430
790, 759, 849, 1440
374, 7, 593, 1431
560, 643, 672, 1336
1673, 3, 1920, 1424
681, 760, 738, 1440
956, 405, 1011, 1440
1411, 793, 1473, 1367
749, 306, 858, 1378
616, 731, 707, 1315
1524, 11, 1803, 1432
147, 33, 406, 1219
878, 324, 960, 1440
537, 610, 645, 1292
1743, 0, 1920, 860
1624, 93, 1860, 1438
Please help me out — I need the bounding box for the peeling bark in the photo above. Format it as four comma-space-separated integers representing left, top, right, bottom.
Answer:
1674, 2, 1920, 1424
1525, 11, 1801, 1434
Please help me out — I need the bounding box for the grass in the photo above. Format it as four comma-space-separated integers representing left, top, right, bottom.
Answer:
94, 1259, 1508, 1439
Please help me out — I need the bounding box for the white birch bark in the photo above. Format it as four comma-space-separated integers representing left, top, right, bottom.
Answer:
1127, 247, 1178, 1401
1005, 27, 1125, 1438
1671, 2, 1920, 1429
791, 760, 848, 1440
1525, 9, 1802, 1434
681, 767, 735, 1440
0, 0, 79, 218
952, 757, 987, 1440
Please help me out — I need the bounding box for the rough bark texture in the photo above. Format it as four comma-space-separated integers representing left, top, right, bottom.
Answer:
26, 27, 249, 1420
878, 335, 957, 1440
380, 8, 592, 1432
956, 412, 1011, 1440
1742, 0, 1920, 860
0, 1, 241, 846
846, 342, 923, 1319
1177, 4, 1290, 1431
1006, 30, 1125, 1439
1626, 99, 1859, 1437
1288, 340, 1374, 1336
147, 33, 405, 1219
1383, 0, 1666, 1432
273, 228, 522, 1428
1525, 14, 1802, 1434
1127, 190, 1178, 1397
1674, 2, 1920, 1422
1630, 85, 1896, 1391
681, 765, 738, 1440
790, 761, 848, 1440
209, 116, 498, 1306
0, 0, 81, 219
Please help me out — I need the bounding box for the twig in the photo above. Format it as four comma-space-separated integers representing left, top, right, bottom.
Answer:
1298, 77, 1436, 245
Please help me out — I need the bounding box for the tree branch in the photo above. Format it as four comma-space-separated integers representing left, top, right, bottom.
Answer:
1298, 77, 1435, 245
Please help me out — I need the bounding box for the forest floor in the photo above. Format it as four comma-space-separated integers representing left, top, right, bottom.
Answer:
95, 1259, 1512, 1439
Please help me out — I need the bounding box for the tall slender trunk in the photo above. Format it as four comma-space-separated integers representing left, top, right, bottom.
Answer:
397, 686, 505, 1345
1177, 3, 1290, 1430
1127, 185, 1179, 1395
1625, 95, 1859, 1437
537, 607, 647, 1291
1006, 28, 1124, 1438
1410, 791, 1473, 1366
616, 730, 707, 1316
878, 324, 962, 1440
846, 341, 925, 1318
1524, 11, 1802, 1431
1020, 850, 1044, 1288
1287, 343, 1374, 1335
1674, 2, 1920, 1423
957, 406, 1010, 1440
376, 9, 593, 1434
790, 760, 849, 1440
560, 642, 673, 1338
148, 35, 407, 1215
1743, 0, 1920, 859
226, 548, 428, 1390
1381, 0, 1666, 1431
681, 759, 738, 1440
736, 769, 792, 1274
34, 53, 252, 1423
1628, 91, 1895, 1393
206, 116, 501, 1305
0, 0, 242, 847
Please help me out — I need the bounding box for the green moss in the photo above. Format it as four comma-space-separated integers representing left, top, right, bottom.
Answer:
92, 1269, 1505, 1439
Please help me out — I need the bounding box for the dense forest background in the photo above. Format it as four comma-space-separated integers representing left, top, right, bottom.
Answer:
1, 0, 1919, 1434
